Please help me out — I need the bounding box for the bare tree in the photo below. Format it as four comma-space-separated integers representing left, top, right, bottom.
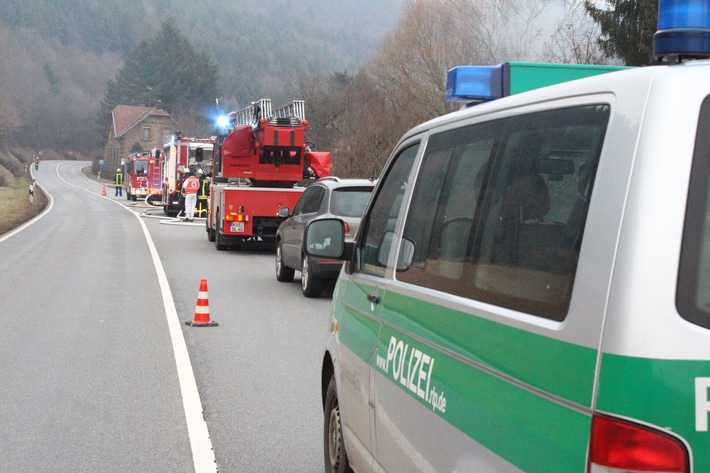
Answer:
544, 0, 608, 64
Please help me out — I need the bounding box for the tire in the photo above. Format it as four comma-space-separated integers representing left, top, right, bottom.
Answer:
301, 254, 323, 298
324, 377, 353, 473
126, 191, 131, 200
275, 243, 295, 282
207, 220, 216, 242
215, 211, 228, 251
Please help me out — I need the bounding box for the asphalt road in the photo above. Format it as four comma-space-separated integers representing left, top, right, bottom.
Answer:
1, 161, 332, 473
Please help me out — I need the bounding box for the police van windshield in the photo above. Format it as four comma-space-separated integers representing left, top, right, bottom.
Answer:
678, 96, 710, 329
330, 188, 372, 217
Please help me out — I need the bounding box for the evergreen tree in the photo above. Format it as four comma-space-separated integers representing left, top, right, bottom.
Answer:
584, 0, 658, 66
98, 19, 218, 134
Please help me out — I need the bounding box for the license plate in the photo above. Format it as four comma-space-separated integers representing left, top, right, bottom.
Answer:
230, 222, 244, 233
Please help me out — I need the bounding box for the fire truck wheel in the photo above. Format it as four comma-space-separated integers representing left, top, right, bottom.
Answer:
275, 243, 295, 282
215, 211, 228, 251
301, 254, 323, 298
207, 225, 216, 242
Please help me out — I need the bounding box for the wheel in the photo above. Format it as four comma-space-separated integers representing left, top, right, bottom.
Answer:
207, 220, 216, 242
215, 211, 228, 251
126, 191, 131, 200
275, 243, 295, 282
301, 254, 323, 298
324, 377, 353, 473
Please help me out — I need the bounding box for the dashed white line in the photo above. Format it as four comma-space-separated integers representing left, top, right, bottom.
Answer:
56, 162, 218, 473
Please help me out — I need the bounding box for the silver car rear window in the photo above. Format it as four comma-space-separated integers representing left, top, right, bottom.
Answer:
330, 187, 372, 217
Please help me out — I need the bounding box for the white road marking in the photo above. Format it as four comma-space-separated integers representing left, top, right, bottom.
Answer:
0, 164, 55, 244
56, 163, 218, 473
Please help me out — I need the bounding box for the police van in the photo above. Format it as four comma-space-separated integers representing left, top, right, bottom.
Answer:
305, 2, 710, 472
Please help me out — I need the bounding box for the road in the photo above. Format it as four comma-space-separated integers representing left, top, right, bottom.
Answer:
0, 161, 332, 473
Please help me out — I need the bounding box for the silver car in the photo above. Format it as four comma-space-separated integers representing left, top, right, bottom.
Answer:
275, 177, 375, 297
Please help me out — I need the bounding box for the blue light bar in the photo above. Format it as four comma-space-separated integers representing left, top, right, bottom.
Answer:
446, 65, 506, 103
215, 115, 230, 129
655, 0, 710, 58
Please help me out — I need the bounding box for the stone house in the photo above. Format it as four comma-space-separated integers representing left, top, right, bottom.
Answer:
103, 105, 176, 172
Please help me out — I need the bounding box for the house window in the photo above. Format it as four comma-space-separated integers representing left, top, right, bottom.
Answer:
143, 127, 151, 141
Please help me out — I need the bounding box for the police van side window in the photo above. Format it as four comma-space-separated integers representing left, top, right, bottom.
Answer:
358, 144, 419, 278
397, 105, 610, 321
678, 96, 710, 329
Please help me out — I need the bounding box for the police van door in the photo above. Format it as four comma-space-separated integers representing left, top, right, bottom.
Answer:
337, 141, 421, 472
373, 100, 618, 472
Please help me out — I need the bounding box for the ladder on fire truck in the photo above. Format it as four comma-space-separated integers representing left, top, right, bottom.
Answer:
234, 98, 305, 127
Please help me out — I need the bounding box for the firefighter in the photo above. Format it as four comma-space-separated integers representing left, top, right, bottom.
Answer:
196, 168, 210, 218
181, 170, 200, 221
114, 167, 124, 197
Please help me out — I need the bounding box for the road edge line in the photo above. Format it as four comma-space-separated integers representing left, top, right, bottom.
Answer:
56, 162, 218, 473
0, 163, 55, 244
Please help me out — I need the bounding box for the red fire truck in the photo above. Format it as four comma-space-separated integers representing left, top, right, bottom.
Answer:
123, 152, 162, 201
207, 99, 332, 250
160, 135, 214, 217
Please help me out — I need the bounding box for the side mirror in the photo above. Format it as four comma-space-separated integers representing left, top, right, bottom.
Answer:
195, 148, 204, 162
305, 218, 350, 260
277, 207, 290, 218
154, 149, 161, 160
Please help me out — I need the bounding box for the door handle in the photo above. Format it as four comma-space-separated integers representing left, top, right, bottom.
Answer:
367, 294, 381, 304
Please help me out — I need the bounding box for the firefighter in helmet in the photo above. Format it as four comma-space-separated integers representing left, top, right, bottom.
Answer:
114, 167, 124, 197
196, 168, 210, 218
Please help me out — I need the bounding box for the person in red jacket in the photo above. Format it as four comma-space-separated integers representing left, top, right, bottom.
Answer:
181, 170, 200, 221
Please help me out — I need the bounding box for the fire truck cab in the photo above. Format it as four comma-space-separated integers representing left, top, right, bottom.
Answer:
123, 151, 161, 202
161, 135, 214, 217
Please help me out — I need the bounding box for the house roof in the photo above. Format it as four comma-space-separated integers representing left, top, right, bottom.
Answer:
112, 105, 172, 138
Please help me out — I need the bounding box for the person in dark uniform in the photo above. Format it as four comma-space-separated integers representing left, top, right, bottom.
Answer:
114, 168, 124, 197
196, 168, 210, 218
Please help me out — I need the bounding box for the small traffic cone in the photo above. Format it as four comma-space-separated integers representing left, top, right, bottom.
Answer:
185, 278, 218, 327
101, 184, 107, 197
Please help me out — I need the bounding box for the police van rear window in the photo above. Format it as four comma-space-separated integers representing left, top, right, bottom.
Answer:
678, 96, 710, 329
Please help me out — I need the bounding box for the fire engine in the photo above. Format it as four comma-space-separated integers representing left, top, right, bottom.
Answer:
207, 98, 332, 249
123, 151, 162, 202
160, 134, 214, 217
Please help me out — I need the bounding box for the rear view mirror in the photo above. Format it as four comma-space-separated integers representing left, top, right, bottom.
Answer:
277, 207, 290, 218
537, 157, 574, 175
377, 233, 415, 271
305, 219, 346, 259
195, 148, 204, 162
397, 238, 415, 271
377, 232, 395, 267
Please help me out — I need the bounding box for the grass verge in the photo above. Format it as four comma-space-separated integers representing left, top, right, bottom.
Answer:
0, 177, 48, 235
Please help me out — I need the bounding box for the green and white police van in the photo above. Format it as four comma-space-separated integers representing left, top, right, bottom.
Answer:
306, 3, 710, 472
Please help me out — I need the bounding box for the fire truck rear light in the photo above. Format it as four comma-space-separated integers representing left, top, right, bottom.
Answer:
589, 414, 688, 473
225, 215, 233, 222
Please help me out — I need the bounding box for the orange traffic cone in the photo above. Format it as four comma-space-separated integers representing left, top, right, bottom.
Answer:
101, 184, 107, 197
185, 278, 218, 327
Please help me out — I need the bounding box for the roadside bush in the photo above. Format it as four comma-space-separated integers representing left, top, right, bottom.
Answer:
0, 164, 15, 187
0, 152, 24, 177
